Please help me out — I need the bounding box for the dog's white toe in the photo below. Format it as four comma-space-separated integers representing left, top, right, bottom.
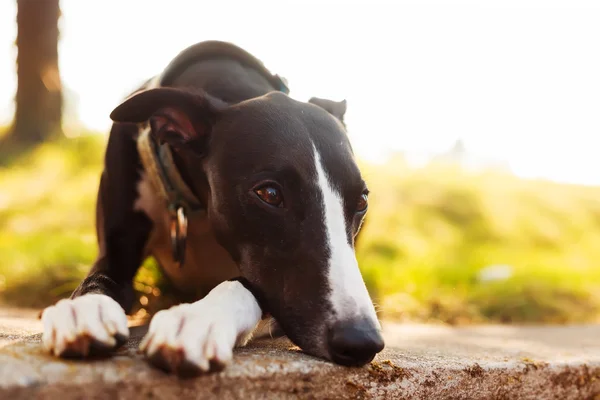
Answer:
140, 281, 262, 376
41, 294, 129, 357
140, 303, 237, 375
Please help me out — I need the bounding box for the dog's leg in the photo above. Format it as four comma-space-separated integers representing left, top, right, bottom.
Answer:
41, 122, 153, 358
139, 280, 262, 377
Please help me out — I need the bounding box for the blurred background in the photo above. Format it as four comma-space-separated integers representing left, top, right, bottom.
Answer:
1, 0, 599, 325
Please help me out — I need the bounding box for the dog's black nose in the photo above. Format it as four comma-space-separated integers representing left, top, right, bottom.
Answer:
328, 319, 385, 366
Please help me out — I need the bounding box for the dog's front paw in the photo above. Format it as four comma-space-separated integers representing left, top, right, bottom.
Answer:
41, 294, 129, 358
139, 303, 237, 377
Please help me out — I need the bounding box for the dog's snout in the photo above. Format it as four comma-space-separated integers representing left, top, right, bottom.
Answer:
328, 319, 385, 366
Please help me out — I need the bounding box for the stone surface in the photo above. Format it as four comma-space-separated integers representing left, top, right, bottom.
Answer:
0, 308, 599, 399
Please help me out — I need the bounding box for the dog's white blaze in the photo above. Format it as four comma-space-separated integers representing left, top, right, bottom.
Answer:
313, 147, 380, 327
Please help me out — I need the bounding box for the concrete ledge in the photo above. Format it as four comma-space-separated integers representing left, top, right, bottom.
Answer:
0, 310, 598, 399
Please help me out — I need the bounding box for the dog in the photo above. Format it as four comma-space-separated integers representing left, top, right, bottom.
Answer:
40, 41, 384, 376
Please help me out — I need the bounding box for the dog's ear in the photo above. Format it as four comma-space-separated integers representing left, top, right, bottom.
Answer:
308, 97, 347, 124
110, 87, 224, 153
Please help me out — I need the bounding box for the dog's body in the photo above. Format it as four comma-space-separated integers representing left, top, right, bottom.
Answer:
41, 41, 384, 376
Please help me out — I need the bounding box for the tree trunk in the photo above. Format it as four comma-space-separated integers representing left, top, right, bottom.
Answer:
11, 0, 62, 145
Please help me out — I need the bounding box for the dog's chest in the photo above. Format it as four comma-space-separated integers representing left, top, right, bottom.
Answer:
134, 173, 239, 297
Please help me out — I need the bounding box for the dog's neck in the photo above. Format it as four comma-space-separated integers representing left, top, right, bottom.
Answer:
170, 146, 211, 211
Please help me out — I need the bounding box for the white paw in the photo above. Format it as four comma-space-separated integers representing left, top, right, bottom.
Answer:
41, 294, 129, 357
140, 302, 239, 376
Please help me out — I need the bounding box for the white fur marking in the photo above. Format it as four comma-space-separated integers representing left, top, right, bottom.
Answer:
133, 169, 161, 221
312, 146, 379, 327
41, 294, 129, 356
139, 281, 262, 371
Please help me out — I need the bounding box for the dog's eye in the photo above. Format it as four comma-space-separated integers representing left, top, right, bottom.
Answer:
254, 185, 284, 207
356, 192, 369, 212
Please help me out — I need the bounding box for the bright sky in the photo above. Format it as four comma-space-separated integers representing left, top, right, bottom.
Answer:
1, 0, 600, 185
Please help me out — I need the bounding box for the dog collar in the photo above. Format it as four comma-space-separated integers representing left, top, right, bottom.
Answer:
274, 74, 290, 95
137, 126, 205, 268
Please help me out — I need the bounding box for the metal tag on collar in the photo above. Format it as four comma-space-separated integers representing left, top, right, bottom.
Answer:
169, 204, 188, 268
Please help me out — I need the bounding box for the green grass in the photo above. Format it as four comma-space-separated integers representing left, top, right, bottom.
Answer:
1, 134, 599, 324
0, 134, 105, 307
357, 158, 600, 324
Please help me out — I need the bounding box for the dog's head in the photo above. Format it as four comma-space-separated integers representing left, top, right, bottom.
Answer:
111, 87, 384, 366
